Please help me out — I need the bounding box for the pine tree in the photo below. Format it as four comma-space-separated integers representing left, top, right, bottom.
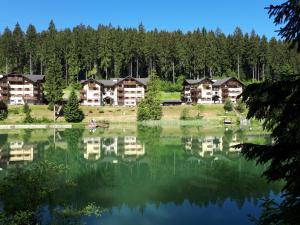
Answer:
25, 24, 37, 74
137, 71, 162, 121
44, 54, 64, 109
223, 98, 233, 112
63, 89, 84, 122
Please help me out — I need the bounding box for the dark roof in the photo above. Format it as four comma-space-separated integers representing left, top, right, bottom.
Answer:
116, 76, 149, 86
184, 78, 212, 85
81, 76, 149, 87
24, 75, 45, 83
0, 73, 45, 83
80, 78, 102, 86
213, 77, 243, 86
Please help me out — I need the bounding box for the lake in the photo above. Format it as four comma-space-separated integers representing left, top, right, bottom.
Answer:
0, 126, 281, 225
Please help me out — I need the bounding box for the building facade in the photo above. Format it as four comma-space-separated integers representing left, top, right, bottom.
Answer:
182, 78, 214, 104
80, 76, 148, 106
0, 73, 45, 104
182, 77, 243, 104
212, 77, 244, 103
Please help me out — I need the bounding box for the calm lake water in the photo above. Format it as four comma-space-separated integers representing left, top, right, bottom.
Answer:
0, 126, 281, 225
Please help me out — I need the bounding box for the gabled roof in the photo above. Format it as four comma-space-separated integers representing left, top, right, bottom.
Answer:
81, 76, 149, 87
80, 78, 102, 86
0, 73, 45, 83
213, 77, 243, 86
116, 76, 149, 86
184, 77, 213, 85
24, 75, 45, 83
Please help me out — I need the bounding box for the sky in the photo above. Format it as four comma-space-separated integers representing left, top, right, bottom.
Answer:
0, 0, 282, 38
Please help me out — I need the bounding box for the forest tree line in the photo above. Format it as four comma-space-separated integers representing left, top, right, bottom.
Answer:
0, 20, 299, 85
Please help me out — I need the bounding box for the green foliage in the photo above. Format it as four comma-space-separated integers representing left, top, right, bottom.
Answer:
180, 108, 190, 120
160, 75, 185, 92
1, 21, 299, 83
235, 98, 246, 113
0, 101, 8, 120
223, 98, 233, 112
23, 102, 30, 113
238, 75, 300, 225
44, 55, 64, 107
137, 71, 162, 121
63, 89, 84, 122
23, 104, 34, 123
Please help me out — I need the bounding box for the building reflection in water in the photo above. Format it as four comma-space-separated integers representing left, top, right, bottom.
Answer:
83, 136, 145, 163
0, 141, 34, 167
183, 134, 241, 159
0, 132, 243, 167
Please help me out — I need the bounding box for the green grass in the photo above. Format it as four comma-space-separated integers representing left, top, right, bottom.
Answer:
160, 91, 181, 101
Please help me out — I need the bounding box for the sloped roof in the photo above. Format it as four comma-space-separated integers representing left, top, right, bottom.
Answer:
184, 78, 212, 85
81, 76, 149, 87
24, 75, 45, 83
0, 73, 45, 83
100, 80, 117, 87
212, 77, 243, 86
116, 76, 149, 86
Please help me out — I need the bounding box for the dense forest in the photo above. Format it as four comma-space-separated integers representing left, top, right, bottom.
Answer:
0, 21, 299, 84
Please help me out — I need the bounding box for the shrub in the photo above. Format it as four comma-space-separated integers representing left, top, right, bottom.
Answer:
180, 108, 190, 120
224, 98, 233, 112
64, 89, 84, 122
235, 98, 246, 113
0, 101, 8, 121
23, 103, 30, 114
99, 110, 104, 113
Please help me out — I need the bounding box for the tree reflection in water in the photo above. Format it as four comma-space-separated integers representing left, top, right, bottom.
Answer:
0, 127, 281, 224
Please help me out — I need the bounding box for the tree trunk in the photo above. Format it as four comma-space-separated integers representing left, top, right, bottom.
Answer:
257, 63, 260, 81
65, 60, 68, 86
29, 53, 33, 75
209, 67, 212, 79
40, 61, 43, 75
5, 57, 8, 74
105, 67, 108, 80
172, 61, 175, 84
262, 63, 265, 81
252, 66, 255, 82
130, 60, 133, 76
237, 55, 240, 79
136, 58, 139, 78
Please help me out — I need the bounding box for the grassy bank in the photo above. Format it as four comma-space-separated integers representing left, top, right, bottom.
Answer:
0, 104, 262, 130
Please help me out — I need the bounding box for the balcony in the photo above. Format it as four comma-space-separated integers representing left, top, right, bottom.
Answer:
123, 80, 136, 86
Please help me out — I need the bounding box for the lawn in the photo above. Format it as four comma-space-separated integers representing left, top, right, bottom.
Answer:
160, 91, 181, 101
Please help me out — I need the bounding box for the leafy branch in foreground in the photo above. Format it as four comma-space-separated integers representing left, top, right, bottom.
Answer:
237, 75, 300, 225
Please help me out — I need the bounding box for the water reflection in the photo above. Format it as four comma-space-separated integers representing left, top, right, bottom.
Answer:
0, 127, 278, 225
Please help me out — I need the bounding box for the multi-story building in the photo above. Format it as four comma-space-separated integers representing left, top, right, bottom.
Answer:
212, 77, 244, 103
182, 78, 214, 104
0, 73, 45, 104
182, 77, 243, 104
80, 79, 103, 106
80, 76, 148, 106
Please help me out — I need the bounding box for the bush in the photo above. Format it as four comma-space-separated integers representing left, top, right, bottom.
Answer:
0, 101, 8, 121
64, 89, 84, 122
180, 108, 190, 120
235, 99, 246, 113
23, 103, 30, 114
224, 98, 233, 112
159, 75, 184, 92
99, 110, 104, 113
